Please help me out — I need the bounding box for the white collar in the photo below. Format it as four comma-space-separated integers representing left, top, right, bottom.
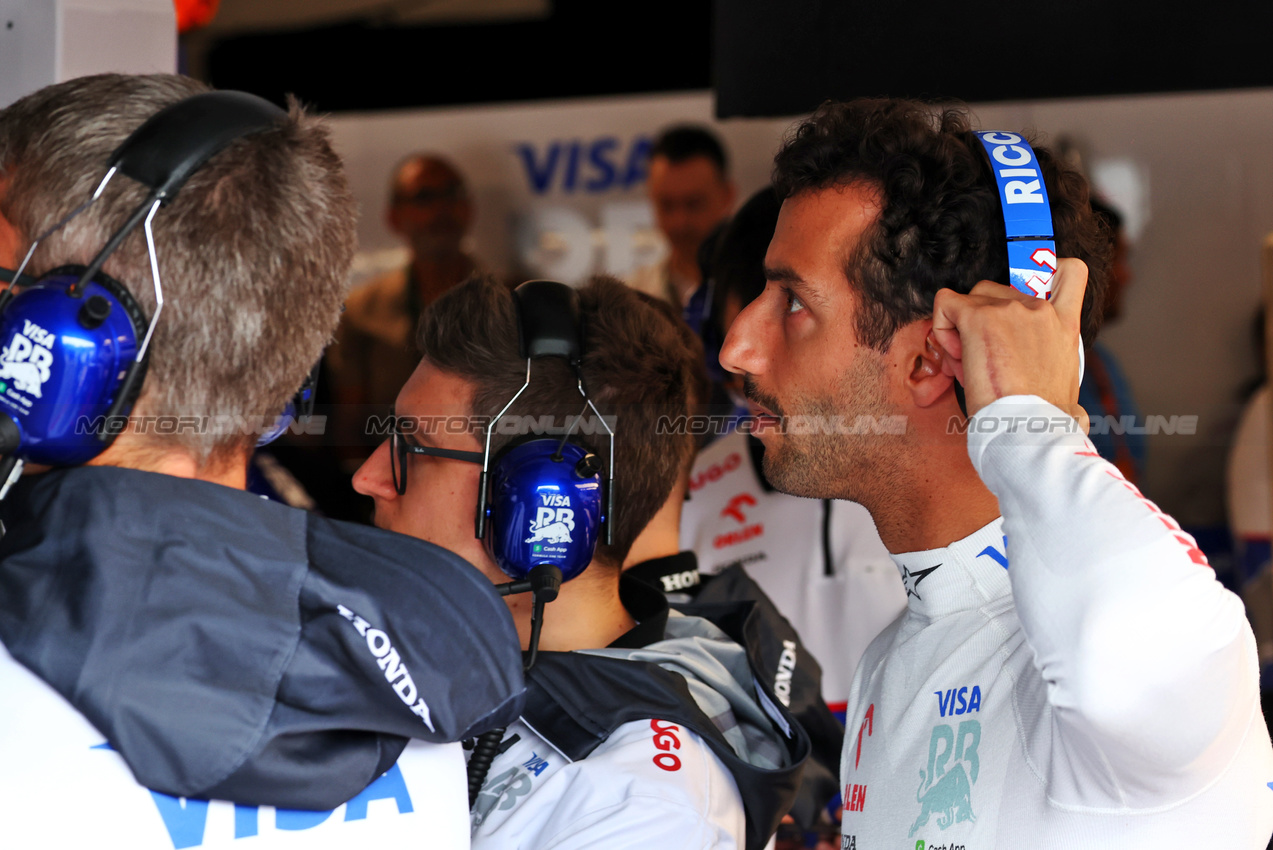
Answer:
890, 518, 1011, 618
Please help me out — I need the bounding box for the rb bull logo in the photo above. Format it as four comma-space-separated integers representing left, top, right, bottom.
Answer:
0, 320, 55, 399
526, 496, 576, 544
908, 720, 980, 838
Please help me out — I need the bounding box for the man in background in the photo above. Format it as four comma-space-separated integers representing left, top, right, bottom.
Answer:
328, 153, 478, 465
630, 124, 735, 330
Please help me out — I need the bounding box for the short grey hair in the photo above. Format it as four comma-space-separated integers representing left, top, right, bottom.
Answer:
0, 73, 357, 463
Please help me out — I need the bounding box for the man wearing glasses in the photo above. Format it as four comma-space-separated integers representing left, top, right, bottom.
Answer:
354, 274, 808, 850
327, 154, 480, 470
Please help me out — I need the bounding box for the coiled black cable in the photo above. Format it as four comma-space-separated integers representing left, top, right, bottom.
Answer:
467, 565, 561, 809
466, 726, 507, 807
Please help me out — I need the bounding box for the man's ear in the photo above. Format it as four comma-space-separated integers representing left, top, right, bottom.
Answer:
905, 322, 956, 409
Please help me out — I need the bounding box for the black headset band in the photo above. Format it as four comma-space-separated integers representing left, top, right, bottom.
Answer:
108, 91, 287, 202
73, 91, 288, 298
514, 280, 584, 363
88, 91, 285, 438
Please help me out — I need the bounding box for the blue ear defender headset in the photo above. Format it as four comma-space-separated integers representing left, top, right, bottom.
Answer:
948, 131, 1083, 420
974, 130, 1085, 382
974, 131, 1058, 300
485, 438, 605, 585
466, 280, 615, 807
255, 359, 321, 447
0, 91, 312, 496
479, 279, 614, 594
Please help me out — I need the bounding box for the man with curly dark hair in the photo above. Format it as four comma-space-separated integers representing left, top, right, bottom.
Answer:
720, 98, 1273, 847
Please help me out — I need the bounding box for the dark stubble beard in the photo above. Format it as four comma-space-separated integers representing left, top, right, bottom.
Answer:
749, 351, 909, 508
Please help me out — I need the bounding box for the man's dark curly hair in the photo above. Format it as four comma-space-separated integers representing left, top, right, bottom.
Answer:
773, 98, 1110, 350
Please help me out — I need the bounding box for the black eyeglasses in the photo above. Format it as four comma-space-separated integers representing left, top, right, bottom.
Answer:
390, 416, 483, 495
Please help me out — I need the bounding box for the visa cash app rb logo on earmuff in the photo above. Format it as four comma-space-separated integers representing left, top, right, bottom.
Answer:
526, 492, 576, 546
0, 320, 55, 399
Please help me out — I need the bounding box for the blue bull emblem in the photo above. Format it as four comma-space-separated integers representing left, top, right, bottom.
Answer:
909, 720, 980, 838
0, 324, 55, 398
526, 506, 575, 544
0, 358, 46, 397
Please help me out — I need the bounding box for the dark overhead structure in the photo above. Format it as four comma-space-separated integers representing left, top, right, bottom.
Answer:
714, 0, 1273, 118
206, 0, 711, 112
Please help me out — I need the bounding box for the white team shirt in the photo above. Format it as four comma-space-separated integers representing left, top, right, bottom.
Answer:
840, 396, 1273, 848
470, 715, 744, 849
0, 643, 471, 849
680, 430, 906, 708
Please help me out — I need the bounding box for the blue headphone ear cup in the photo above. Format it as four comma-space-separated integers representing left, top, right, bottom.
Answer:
255, 400, 296, 448
0, 267, 148, 465
52, 266, 150, 440
485, 439, 604, 582
256, 361, 320, 448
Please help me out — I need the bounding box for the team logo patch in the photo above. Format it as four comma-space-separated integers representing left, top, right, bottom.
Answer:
720, 492, 756, 523
713, 491, 763, 549
0, 320, 55, 399
909, 711, 981, 837
689, 451, 741, 491
471, 742, 549, 827
526, 494, 575, 544
900, 563, 940, 600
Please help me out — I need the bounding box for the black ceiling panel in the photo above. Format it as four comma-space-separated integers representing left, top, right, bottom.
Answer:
715, 0, 1273, 117
207, 0, 712, 112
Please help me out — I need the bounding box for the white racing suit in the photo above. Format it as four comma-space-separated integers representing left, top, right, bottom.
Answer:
840, 396, 1273, 848
680, 430, 905, 711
